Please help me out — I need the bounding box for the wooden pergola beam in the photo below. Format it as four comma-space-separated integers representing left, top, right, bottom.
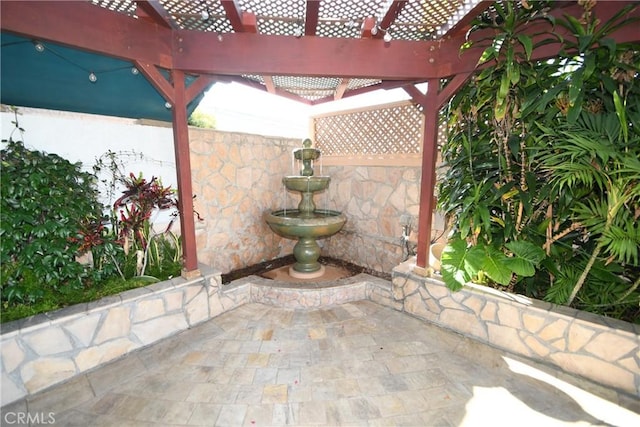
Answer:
221, 0, 245, 32
1, 0, 174, 68
134, 61, 175, 103
170, 70, 199, 276
174, 33, 445, 79
440, 0, 493, 39
263, 76, 277, 94
334, 79, 350, 101
410, 80, 440, 271
361, 17, 377, 39
186, 76, 216, 104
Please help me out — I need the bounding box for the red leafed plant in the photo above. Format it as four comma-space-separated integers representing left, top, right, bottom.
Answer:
113, 173, 178, 251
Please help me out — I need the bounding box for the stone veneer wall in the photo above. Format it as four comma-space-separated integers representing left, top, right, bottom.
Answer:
189, 129, 300, 273
319, 165, 446, 273
188, 129, 447, 275
391, 259, 640, 396
0, 267, 251, 407
3, 264, 637, 406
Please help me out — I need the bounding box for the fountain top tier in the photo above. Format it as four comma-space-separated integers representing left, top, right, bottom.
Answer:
294, 138, 321, 177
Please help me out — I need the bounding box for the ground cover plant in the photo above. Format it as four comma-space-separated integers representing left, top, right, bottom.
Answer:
1, 114, 182, 323
438, 1, 640, 322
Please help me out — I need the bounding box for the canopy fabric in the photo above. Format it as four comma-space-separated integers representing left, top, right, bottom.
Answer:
1, 33, 205, 121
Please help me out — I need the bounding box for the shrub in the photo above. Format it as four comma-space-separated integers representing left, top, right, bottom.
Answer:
1, 139, 104, 304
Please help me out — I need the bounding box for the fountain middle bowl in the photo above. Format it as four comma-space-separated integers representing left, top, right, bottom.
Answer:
283, 176, 330, 193
263, 209, 346, 239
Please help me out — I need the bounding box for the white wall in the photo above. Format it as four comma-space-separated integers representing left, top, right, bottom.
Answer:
0, 106, 177, 224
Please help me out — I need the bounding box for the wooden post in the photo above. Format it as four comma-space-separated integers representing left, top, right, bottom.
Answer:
412, 79, 439, 272
171, 70, 199, 277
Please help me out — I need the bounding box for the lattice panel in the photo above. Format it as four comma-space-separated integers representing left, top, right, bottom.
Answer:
274, 75, 339, 101
347, 79, 382, 91
91, 0, 136, 16
274, 76, 341, 90
391, 0, 464, 40
241, 75, 344, 102
313, 103, 423, 156
161, 0, 234, 33
316, 0, 386, 38
240, 0, 305, 36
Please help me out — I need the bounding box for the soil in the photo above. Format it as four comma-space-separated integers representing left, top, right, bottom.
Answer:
221, 255, 390, 285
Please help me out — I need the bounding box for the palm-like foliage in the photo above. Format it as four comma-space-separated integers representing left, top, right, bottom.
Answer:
438, 1, 640, 321
539, 112, 640, 305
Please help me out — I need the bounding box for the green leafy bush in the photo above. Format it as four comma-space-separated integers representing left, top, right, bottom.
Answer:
1, 139, 103, 304
1, 120, 182, 322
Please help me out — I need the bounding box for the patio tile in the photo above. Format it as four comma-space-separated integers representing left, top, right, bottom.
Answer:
234, 385, 264, 405
6, 299, 638, 427
186, 382, 220, 403
215, 403, 247, 426
275, 367, 300, 385
160, 401, 197, 425
261, 384, 288, 404
187, 403, 223, 426
26, 374, 94, 414
242, 404, 273, 426
298, 400, 328, 425
271, 402, 299, 425
348, 396, 382, 420
253, 367, 278, 384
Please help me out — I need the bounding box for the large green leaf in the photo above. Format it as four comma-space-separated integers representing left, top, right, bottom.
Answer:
481, 245, 512, 285
505, 241, 546, 265
441, 239, 484, 291
503, 257, 535, 277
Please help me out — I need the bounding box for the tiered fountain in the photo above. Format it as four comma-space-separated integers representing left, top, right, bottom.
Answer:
264, 139, 346, 279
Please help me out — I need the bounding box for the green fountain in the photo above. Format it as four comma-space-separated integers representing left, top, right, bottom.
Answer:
264, 139, 346, 279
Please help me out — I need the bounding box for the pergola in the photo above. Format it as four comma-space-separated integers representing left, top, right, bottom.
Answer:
2, 0, 639, 277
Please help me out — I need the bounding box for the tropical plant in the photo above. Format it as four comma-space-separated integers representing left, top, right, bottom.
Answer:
438, 0, 640, 321
112, 172, 180, 278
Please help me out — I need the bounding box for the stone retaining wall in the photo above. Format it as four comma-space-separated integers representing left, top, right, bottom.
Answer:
0, 272, 393, 407
391, 259, 640, 396
0, 268, 249, 407
3, 264, 637, 407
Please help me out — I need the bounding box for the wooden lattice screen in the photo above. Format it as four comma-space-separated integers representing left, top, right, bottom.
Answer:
310, 101, 425, 166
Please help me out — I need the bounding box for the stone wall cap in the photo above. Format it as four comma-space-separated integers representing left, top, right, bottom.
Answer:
86, 295, 123, 315
1, 313, 52, 338
119, 286, 155, 304
246, 273, 378, 290
44, 301, 89, 323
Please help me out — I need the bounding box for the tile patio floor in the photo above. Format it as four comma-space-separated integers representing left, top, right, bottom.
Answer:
5, 300, 639, 426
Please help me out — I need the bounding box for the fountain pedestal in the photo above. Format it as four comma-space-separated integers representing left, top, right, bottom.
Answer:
290, 237, 325, 278
264, 139, 346, 278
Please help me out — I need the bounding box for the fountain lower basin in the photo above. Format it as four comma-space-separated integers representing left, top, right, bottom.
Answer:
264, 209, 346, 239
264, 209, 346, 278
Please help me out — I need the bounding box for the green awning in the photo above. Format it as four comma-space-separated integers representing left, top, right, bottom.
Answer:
1, 33, 206, 121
